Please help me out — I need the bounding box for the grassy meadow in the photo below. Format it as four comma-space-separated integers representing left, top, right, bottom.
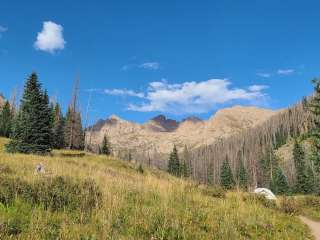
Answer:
0, 137, 318, 239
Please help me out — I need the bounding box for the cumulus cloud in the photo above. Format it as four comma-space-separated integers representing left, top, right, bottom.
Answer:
140, 62, 160, 70
277, 69, 295, 75
34, 21, 66, 54
256, 73, 271, 78
104, 79, 269, 114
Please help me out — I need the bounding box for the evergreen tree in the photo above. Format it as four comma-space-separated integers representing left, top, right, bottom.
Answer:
101, 135, 111, 155
181, 145, 191, 178
220, 157, 235, 189
64, 107, 84, 150
6, 73, 52, 154
52, 103, 65, 149
271, 167, 289, 195
207, 163, 214, 185
293, 140, 309, 193
0, 101, 13, 137
309, 78, 320, 174
237, 160, 248, 190
168, 145, 180, 177
305, 166, 315, 194
258, 148, 279, 188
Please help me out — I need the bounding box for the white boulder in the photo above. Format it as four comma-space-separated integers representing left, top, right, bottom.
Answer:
254, 188, 277, 200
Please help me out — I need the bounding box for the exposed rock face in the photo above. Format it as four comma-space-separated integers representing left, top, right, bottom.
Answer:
86, 105, 277, 163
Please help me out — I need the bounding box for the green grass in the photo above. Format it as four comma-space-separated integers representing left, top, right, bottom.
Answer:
0, 137, 316, 239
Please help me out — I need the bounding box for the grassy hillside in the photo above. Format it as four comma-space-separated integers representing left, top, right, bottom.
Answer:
0, 137, 316, 239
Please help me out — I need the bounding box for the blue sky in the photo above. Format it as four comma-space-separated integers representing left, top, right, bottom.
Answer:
0, 1, 319, 123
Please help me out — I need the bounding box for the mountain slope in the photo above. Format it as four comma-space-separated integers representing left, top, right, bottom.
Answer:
0, 137, 314, 239
86, 105, 276, 161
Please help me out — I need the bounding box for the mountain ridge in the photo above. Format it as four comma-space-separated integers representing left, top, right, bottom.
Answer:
86, 105, 277, 159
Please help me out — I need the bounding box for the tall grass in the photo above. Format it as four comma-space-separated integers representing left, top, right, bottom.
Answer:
0, 137, 314, 239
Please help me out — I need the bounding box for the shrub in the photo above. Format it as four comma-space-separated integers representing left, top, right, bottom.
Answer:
0, 175, 102, 212
32, 176, 102, 212
278, 197, 300, 215
0, 176, 32, 206
200, 186, 226, 198
243, 193, 277, 209
137, 164, 144, 174
0, 164, 15, 175
0, 201, 32, 237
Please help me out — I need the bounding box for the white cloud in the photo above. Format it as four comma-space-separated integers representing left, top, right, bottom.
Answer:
277, 69, 295, 75
105, 79, 269, 114
140, 62, 160, 70
34, 21, 66, 54
248, 85, 269, 92
104, 89, 145, 98
256, 73, 271, 78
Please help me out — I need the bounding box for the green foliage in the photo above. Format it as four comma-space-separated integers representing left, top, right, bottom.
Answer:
6, 73, 53, 154
167, 145, 180, 177
220, 157, 235, 189
293, 140, 311, 194
258, 148, 279, 188
64, 107, 84, 150
0, 200, 32, 237
0, 175, 102, 212
200, 186, 226, 198
0, 101, 13, 138
137, 164, 144, 174
309, 78, 320, 174
100, 135, 111, 155
237, 160, 248, 190
52, 103, 65, 149
278, 197, 301, 215
181, 145, 191, 178
271, 167, 289, 195
243, 193, 277, 209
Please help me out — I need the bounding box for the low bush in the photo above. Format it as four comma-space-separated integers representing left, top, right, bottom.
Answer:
0, 164, 15, 175
200, 186, 226, 198
243, 193, 277, 209
278, 197, 300, 215
0, 176, 32, 206
0, 175, 102, 212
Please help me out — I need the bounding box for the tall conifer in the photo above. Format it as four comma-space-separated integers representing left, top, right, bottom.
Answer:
6, 73, 52, 154
220, 157, 235, 189
0, 101, 13, 137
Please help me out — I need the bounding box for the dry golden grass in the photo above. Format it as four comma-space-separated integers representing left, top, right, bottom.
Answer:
0, 137, 314, 239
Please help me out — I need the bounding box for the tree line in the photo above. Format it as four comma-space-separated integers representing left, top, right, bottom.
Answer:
0, 72, 110, 155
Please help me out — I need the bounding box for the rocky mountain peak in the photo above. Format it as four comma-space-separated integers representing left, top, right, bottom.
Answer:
149, 114, 179, 132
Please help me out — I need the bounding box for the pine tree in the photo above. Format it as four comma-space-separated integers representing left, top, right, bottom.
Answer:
258, 148, 279, 188
293, 140, 308, 193
220, 157, 235, 189
168, 145, 180, 177
237, 160, 248, 190
271, 167, 289, 195
64, 107, 84, 150
0, 101, 13, 137
207, 163, 214, 185
101, 135, 111, 155
305, 166, 315, 194
6, 73, 53, 154
52, 103, 65, 149
181, 145, 191, 178
309, 78, 320, 174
